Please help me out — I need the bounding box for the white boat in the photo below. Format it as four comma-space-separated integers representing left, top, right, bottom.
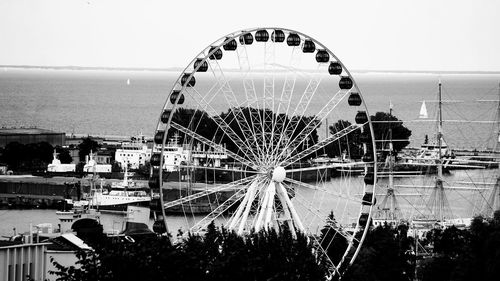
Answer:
89, 168, 151, 213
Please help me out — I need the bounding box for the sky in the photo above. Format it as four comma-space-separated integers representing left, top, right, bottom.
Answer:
0, 0, 499, 72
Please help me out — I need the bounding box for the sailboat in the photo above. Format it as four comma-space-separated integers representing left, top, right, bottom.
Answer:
419, 100, 428, 119
126, 78, 131, 85
398, 81, 498, 228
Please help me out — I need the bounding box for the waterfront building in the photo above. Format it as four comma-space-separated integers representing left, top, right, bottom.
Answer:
47, 150, 76, 172
0, 128, 65, 148
0, 242, 49, 281
0, 233, 91, 281
83, 152, 111, 173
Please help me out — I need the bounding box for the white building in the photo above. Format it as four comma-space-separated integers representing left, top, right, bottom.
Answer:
115, 142, 152, 170
0, 233, 91, 281
47, 150, 76, 172
83, 151, 111, 173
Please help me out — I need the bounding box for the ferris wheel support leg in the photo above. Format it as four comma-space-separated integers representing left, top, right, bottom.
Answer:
237, 182, 259, 235
276, 182, 296, 236
277, 183, 304, 232
264, 181, 276, 230
229, 181, 257, 230
254, 182, 273, 232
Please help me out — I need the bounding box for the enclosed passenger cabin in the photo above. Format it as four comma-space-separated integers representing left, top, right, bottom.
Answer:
150, 153, 162, 166
154, 131, 165, 144
287, 33, 301, 46
328, 62, 343, 75
181, 73, 196, 87
209, 46, 223, 60
339, 76, 353, 89
362, 192, 375, 205
302, 39, 315, 53
364, 172, 375, 185
255, 29, 269, 42
194, 59, 208, 72
355, 111, 368, 124
271, 29, 285, 42
161, 110, 172, 123
348, 92, 362, 106
239, 32, 254, 45
315, 49, 329, 63
170, 91, 185, 104
223, 37, 237, 51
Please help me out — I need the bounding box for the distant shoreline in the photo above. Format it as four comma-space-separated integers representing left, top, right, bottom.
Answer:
2, 65, 500, 75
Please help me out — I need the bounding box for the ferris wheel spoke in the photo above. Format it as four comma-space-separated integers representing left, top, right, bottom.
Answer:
183, 87, 261, 164
154, 29, 375, 276
292, 195, 358, 244
276, 88, 352, 164
170, 122, 257, 170
207, 58, 267, 162
274, 73, 322, 162
284, 178, 366, 205
260, 41, 279, 161
280, 123, 362, 167
162, 175, 257, 209
189, 187, 249, 233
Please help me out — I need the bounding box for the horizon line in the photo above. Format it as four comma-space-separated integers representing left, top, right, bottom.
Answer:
2, 64, 500, 75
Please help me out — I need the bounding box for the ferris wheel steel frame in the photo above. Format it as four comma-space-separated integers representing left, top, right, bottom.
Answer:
151, 27, 378, 276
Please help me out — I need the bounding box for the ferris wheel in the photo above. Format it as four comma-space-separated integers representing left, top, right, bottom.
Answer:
148, 27, 377, 276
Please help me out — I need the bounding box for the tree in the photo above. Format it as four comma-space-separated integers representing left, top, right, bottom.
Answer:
78, 137, 100, 162
343, 223, 413, 281
56, 146, 73, 163
328, 120, 362, 158
371, 111, 411, 154
1, 141, 54, 171
327, 112, 411, 160
319, 212, 348, 266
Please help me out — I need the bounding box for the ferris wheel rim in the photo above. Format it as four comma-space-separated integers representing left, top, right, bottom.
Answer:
152, 27, 378, 277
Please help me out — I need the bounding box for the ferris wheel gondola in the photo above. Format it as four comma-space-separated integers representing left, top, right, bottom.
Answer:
149, 28, 377, 277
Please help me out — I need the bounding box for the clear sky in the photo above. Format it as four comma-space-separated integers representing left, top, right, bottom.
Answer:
0, 0, 499, 71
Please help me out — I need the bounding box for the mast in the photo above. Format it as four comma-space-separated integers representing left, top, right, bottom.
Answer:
388, 101, 394, 199
437, 80, 444, 222
437, 80, 443, 179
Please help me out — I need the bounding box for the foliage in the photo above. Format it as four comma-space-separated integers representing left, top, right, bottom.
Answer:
342, 223, 414, 281
51, 223, 327, 281
56, 146, 73, 164
419, 213, 500, 281
319, 212, 348, 266
370, 112, 411, 154
169, 107, 320, 159
77, 137, 100, 162
327, 112, 411, 159
0, 141, 54, 171
327, 119, 362, 158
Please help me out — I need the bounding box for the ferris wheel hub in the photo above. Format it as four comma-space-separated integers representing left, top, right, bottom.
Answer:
271, 166, 286, 183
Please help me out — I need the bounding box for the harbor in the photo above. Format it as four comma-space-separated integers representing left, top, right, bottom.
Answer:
1, 1, 500, 280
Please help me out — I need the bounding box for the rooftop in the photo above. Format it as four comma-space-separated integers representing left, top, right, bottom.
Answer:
0, 127, 63, 135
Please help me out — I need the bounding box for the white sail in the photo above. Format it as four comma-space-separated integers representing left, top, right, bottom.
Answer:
126, 79, 130, 85
419, 100, 428, 119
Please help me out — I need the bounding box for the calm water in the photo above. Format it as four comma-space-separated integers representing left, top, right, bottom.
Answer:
1, 68, 500, 148
1, 69, 500, 237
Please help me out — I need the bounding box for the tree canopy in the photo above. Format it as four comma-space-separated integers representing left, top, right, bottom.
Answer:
0, 141, 54, 171
327, 112, 411, 159
78, 137, 100, 162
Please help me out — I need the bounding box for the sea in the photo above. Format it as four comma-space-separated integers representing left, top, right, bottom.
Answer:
1, 68, 500, 237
